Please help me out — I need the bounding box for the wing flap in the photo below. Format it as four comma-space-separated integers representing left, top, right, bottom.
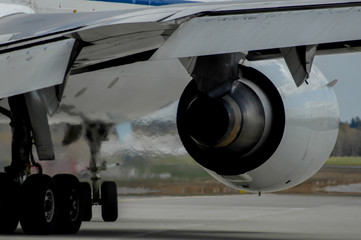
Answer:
72, 22, 177, 68
153, 6, 361, 59
0, 39, 76, 99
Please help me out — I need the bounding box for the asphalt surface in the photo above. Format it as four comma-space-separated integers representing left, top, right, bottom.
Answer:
2, 194, 361, 239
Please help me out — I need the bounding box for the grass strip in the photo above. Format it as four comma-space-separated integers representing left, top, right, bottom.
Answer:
326, 157, 361, 165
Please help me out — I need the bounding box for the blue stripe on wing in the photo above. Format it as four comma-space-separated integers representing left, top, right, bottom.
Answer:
90, 0, 199, 6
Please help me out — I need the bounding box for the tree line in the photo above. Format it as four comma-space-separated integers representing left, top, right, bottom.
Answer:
332, 117, 361, 156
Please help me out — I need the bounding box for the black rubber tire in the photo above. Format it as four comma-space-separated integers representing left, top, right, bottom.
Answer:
20, 174, 57, 235
101, 181, 118, 222
80, 182, 92, 222
0, 173, 20, 234
53, 174, 83, 234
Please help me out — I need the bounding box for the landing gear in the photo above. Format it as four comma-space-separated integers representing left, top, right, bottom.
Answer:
101, 181, 118, 222
84, 122, 119, 222
80, 182, 92, 222
0, 173, 20, 234
20, 174, 57, 235
0, 96, 119, 235
18, 174, 88, 235
79, 180, 118, 223
1, 171, 117, 235
53, 174, 83, 234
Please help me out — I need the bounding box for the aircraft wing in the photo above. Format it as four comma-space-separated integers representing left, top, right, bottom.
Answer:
1, 0, 361, 99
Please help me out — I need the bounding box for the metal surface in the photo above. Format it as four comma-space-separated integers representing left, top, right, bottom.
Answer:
0, 39, 76, 99
57, 58, 190, 123
0, 3, 34, 18
25, 91, 54, 160
280, 45, 317, 86
44, 188, 55, 223
176, 57, 338, 191
69, 188, 80, 221
1, 0, 361, 103
225, 80, 267, 153
190, 53, 243, 98
153, 6, 361, 59
73, 22, 178, 69
239, 59, 339, 192
2, 1, 361, 62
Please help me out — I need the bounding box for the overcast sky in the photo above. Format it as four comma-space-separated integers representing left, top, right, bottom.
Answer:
314, 52, 361, 122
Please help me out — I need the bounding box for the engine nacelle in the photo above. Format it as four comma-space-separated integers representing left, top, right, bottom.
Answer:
177, 59, 339, 192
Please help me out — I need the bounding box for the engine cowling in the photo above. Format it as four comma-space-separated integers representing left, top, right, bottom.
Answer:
177, 59, 339, 192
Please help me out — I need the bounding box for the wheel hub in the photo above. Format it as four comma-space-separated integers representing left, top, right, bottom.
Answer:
69, 189, 80, 221
44, 188, 55, 223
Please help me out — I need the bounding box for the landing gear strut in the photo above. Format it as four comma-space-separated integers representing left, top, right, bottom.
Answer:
6, 95, 33, 180
0, 95, 87, 234
0, 95, 33, 234
84, 122, 118, 222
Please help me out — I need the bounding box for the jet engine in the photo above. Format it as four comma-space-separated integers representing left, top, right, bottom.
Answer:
177, 59, 339, 192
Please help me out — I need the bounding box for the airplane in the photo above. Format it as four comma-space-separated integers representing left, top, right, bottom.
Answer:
0, 0, 360, 235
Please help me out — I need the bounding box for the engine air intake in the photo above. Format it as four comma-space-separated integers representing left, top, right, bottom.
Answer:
177, 67, 285, 175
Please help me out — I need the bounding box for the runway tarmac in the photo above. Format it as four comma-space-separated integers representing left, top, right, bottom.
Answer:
2, 194, 361, 239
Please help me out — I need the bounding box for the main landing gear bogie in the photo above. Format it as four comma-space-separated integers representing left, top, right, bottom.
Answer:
0, 172, 118, 235
0, 95, 119, 234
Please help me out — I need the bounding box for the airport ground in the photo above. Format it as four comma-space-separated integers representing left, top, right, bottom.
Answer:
0, 164, 360, 239
1, 194, 360, 240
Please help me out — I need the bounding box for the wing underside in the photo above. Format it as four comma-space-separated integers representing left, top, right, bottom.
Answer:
1, 0, 361, 99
